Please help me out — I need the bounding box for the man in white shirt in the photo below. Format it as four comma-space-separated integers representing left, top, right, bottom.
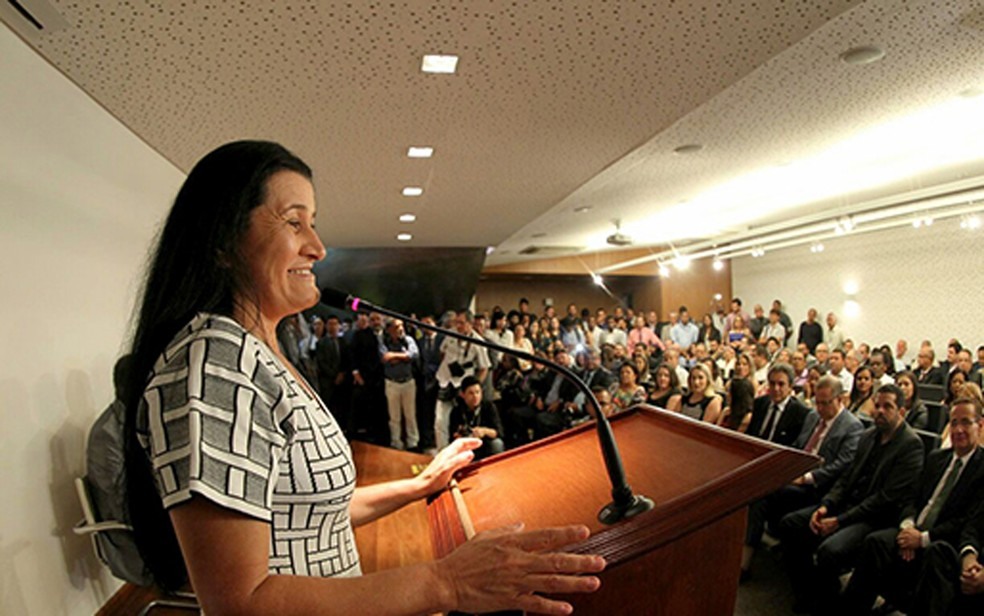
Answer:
828, 349, 854, 401
434, 310, 491, 448
824, 312, 846, 351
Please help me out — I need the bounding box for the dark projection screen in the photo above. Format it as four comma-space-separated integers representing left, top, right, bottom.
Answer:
313, 247, 488, 317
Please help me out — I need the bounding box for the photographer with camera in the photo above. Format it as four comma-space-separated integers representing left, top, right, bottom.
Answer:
434, 310, 491, 448
450, 376, 506, 460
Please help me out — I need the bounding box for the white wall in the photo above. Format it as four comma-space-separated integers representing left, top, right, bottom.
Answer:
0, 25, 184, 615
732, 219, 983, 355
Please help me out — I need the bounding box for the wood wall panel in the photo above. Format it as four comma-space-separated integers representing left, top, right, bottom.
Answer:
659, 257, 732, 320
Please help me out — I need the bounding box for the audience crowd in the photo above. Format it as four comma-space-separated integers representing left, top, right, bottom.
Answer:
278, 295, 984, 615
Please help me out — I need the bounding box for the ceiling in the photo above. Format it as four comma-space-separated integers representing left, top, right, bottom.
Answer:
4, 0, 984, 268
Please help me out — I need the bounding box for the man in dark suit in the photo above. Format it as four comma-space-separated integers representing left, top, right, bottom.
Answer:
742, 375, 864, 576
915, 348, 944, 386
779, 384, 924, 614
746, 363, 810, 447
315, 315, 346, 428
842, 396, 984, 613
350, 311, 387, 444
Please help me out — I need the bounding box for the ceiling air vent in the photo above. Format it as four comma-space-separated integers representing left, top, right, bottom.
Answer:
519, 246, 583, 256
0, 0, 69, 44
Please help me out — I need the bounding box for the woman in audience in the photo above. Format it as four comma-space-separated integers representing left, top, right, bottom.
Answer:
775, 348, 792, 366
612, 363, 647, 411
878, 344, 897, 377
527, 318, 544, 352
716, 345, 736, 382
511, 323, 534, 372
718, 376, 755, 433
729, 352, 755, 389
649, 364, 683, 412
798, 364, 826, 409
727, 315, 752, 350
896, 370, 928, 430
700, 357, 726, 393
847, 365, 876, 418
698, 313, 721, 346
679, 364, 723, 424
633, 352, 654, 390
944, 368, 969, 406
119, 141, 604, 616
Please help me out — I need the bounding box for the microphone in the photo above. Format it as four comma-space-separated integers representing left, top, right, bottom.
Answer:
320, 286, 655, 524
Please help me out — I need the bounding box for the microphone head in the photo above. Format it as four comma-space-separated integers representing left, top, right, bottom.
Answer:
320, 286, 352, 310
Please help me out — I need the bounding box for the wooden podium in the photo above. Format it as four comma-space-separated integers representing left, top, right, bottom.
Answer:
428, 405, 819, 615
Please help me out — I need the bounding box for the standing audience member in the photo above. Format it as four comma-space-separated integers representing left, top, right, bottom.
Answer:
798, 308, 824, 354
727, 315, 753, 351
749, 305, 768, 342
380, 318, 419, 451
825, 312, 846, 352
351, 311, 387, 444
315, 315, 346, 429
670, 307, 700, 352
759, 309, 787, 346
434, 310, 491, 448
778, 384, 923, 614
511, 324, 534, 372
724, 298, 750, 339
698, 313, 721, 346
416, 315, 441, 450
627, 315, 664, 356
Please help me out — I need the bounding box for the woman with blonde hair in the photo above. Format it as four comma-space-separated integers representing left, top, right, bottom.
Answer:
679, 363, 723, 424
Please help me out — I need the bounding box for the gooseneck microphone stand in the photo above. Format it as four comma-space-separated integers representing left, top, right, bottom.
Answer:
321, 287, 654, 524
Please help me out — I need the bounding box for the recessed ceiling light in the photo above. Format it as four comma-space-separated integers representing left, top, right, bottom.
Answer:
574, 206, 592, 213
421, 54, 459, 74
402, 186, 423, 197
407, 146, 434, 158
658, 263, 670, 278
486, 246, 496, 255
673, 144, 703, 155
399, 213, 416, 223
396, 233, 413, 241
712, 258, 724, 271
840, 45, 885, 65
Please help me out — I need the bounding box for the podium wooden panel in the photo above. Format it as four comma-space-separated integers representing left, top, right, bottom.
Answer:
428, 405, 819, 615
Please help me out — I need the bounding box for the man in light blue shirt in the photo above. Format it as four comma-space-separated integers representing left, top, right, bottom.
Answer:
670, 307, 700, 352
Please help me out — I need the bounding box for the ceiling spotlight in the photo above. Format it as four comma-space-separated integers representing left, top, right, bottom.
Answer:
810, 241, 825, 253
674, 255, 692, 270
399, 213, 416, 223
573, 206, 593, 213
912, 218, 923, 228
959, 214, 981, 230
407, 146, 434, 158
751, 247, 766, 258
421, 54, 459, 74
713, 293, 723, 301
839, 45, 885, 65
402, 186, 423, 197
396, 233, 413, 241
712, 258, 724, 271
924, 217, 934, 226
486, 246, 496, 255
658, 263, 670, 278
591, 273, 604, 286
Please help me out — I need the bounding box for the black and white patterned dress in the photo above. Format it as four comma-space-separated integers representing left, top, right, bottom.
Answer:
137, 313, 361, 577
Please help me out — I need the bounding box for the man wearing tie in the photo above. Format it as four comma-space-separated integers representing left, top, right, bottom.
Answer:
843, 396, 984, 614
741, 375, 863, 577
778, 384, 924, 614
746, 363, 810, 447
315, 315, 346, 431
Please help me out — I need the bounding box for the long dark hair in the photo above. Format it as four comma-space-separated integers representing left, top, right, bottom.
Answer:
122, 141, 312, 590
725, 377, 755, 431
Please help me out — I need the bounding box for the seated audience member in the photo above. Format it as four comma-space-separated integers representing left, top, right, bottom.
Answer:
828, 348, 854, 398
559, 316, 586, 353
495, 355, 536, 447
747, 363, 810, 447
742, 376, 864, 578
773, 299, 794, 343
858, 343, 872, 366
678, 364, 723, 424
719, 375, 756, 434
878, 344, 897, 378
450, 376, 505, 460
798, 364, 827, 409
612, 363, 647, 411
941, 383, 984, 449
846, 349, 863, 375
869, 349, 894, 387
751, 344, 771, 393
791, 351, 810, 391
699, 357, 725, 393
773, 345, 791, 366
586, 385, 616, 420
663, 348, 690, 390
940, 341, 962, 378
843, 396, 984, 615
798, 308, 824, 354
894, 338, 910, 373
723, 297, 750, 338
716, 344, 736, 381
649, 364, 683, 412
599, 316, 627, 349
847, 366, 877, 419
511, 323, 534, 372
727, 315, 753, 351
915, 347, 944, 386
730, 351, 755, 390
778, 384, 924, 614
659, 312, 677, 346
957, 348, 982, 388
698, 313, 721, 346
946, 369, 970, 406
897, 370, 929, 431
632, 352, 654, 390
815, 342, 831, 372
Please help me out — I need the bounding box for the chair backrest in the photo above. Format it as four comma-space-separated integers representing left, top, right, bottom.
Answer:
920, 383, 945, 403
913, 428, 942, 463
925, 401, 948, 434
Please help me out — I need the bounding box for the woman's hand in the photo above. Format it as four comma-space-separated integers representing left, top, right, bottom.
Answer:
413, 438, 482, 497
432, 523, 606, 615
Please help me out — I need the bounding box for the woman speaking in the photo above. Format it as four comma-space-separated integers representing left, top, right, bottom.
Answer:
122, 141, 604, 615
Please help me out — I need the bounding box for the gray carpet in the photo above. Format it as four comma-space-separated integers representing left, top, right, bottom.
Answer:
734, 543, 796, 615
